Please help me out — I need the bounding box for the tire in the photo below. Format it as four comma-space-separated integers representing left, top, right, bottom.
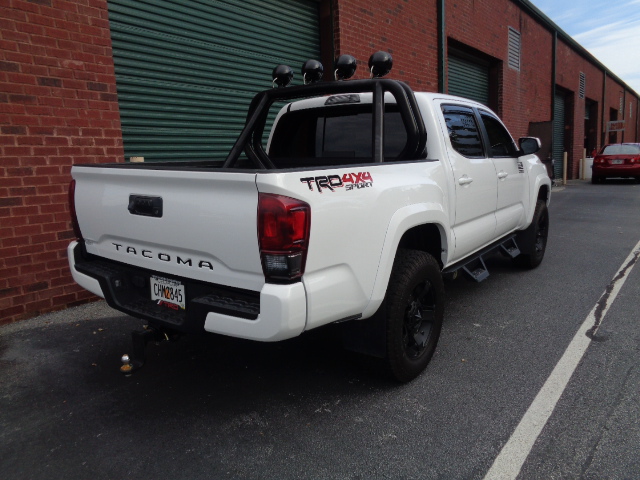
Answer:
591, 175, 600, 184
514, 200, 549, 269
384, 249, 444, 382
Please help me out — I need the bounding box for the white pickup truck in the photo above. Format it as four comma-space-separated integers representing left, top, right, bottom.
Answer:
68, 54, 551, 381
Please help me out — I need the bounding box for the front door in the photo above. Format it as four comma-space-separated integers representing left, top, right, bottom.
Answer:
478, 109, 526, 236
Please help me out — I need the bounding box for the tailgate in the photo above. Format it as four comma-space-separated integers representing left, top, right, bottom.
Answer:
72, 166, 264, 292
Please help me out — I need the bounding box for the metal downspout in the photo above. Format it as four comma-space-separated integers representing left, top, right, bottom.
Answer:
551, 31, 556, 167
601, 71, 607, 146
438, 0, 446, 93
637, 96, 639, 141
622, 90, 626, 143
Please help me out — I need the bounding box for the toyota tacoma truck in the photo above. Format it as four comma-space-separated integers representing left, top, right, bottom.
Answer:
67, 53, 551, 382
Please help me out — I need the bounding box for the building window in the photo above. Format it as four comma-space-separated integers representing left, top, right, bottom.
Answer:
579, 72, 585, 99
508, 27, 521, 71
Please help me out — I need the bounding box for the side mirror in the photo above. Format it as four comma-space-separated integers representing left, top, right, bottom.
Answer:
519, 137, 541, 155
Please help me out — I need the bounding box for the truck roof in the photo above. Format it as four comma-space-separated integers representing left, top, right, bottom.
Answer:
285, 91, 489, 112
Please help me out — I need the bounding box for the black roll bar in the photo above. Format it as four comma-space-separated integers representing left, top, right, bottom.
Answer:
222, 78, 427, 169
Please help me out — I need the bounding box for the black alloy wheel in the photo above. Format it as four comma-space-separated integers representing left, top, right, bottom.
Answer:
385, 249, 444, 382
533, 204, 549, 258
402, 280, 437, 360
514, 199, 549, 269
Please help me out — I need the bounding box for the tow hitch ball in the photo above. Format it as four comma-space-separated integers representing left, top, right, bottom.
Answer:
119, 326, 175, 375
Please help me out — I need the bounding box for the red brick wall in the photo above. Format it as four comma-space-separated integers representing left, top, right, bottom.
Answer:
0, 0, 123, 325
556, 39, 602, 178
333, 0, 439, 91
2, 0, 639, 326
603, 75, 625, 145
627, 91, 639, 143
446, 0, 639, 179
601, 77, 639, 145
446, 0, 553, 139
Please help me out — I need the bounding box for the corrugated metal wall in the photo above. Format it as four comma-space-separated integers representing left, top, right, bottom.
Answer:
447, 55, 489, 106
107, 0, 321, 162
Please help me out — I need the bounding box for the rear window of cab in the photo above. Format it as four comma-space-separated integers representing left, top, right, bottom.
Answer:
601, 144, 640, 155
268, 104, 408, 164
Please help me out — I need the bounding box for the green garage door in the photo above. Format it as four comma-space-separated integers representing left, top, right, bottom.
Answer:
107, 0, 320, 162
447, 55, 490, 106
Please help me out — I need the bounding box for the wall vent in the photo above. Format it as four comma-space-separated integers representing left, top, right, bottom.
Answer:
508, 27, 521, 71
579, 72, 585, 99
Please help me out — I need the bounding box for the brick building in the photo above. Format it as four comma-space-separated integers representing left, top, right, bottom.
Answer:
1, 0, 639, 325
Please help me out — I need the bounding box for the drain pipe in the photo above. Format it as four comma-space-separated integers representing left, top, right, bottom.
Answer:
551, 31, 557, 182
622, 90, 626, 143
438, 0, 446, 93
601, 71, 607, 146
635, 97, 640, 142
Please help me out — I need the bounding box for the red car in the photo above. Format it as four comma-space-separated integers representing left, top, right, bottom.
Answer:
592, 143, 640, 183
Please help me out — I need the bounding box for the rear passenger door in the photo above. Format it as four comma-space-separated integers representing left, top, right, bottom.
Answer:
439, 103, 498, 262
478, 109, 526, 236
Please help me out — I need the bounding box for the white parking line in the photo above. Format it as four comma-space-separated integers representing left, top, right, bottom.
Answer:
484, 239, 640, 480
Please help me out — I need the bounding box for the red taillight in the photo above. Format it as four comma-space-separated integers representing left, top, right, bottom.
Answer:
68, 179, 83, 240
258, 193, 310, 283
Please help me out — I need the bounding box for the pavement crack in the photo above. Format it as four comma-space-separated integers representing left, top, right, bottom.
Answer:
586, 247, 640, 340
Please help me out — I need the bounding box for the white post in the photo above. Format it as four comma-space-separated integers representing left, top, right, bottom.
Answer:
581, 148, 587, 180
563, 152, 568, 185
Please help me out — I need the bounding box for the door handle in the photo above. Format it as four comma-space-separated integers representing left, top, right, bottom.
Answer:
458, 175, 473, 186
498, 171, 509, 180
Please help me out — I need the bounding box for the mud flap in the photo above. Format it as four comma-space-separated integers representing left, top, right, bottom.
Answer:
339, 306, 387, 358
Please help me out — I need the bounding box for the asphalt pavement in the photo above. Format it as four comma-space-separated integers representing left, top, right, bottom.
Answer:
1, 179, 639, 479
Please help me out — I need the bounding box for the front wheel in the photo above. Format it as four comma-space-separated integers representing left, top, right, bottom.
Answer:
384, 250, 444, 382
514, 200, 549, 269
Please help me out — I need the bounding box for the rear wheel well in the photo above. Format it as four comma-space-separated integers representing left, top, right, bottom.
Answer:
398, 224, 443, 268
538, 185, 550, 203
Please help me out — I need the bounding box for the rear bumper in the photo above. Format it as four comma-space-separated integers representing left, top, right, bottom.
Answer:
68, 241, 306, 341
592, 164, 640, 177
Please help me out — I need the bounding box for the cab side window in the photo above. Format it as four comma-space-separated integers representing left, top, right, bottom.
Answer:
441, 105, 484, 158
479, 111, 519, 157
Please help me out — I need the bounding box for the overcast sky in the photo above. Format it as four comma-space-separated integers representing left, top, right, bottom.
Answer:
530, 0, 640, 94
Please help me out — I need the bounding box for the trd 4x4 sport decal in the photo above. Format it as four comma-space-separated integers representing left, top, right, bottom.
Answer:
300, 172, 373, 193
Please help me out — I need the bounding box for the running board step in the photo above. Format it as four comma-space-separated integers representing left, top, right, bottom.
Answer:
443, 234, 521, 283
462, 256, 489, 282
499, 237, 521, 258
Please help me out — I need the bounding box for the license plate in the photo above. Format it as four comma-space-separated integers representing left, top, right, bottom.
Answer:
150, 275, 186, 310
610, 159, 624, 164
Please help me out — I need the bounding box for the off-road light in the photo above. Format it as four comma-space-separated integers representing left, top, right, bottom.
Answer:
334, 54, 357, 80
302, 59, 324, 84
368, 51, 393, 78
272, 64, 293, 88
